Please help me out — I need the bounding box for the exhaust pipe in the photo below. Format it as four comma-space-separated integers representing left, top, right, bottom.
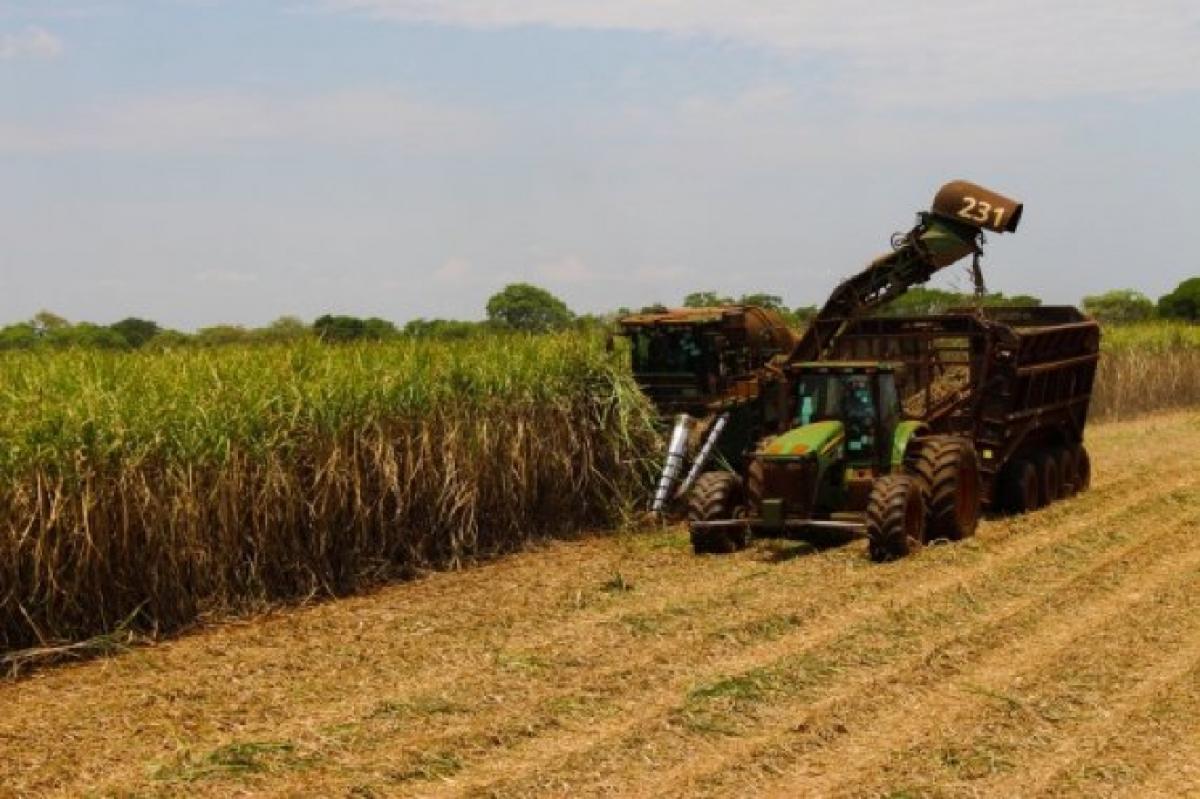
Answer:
652, 414, 692, 513
677, 413, 730, 500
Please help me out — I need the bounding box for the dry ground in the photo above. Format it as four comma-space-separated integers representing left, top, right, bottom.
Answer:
2, 412, 1200, 799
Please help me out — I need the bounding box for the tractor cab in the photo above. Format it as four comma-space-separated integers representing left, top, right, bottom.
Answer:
787, 362, 903, 469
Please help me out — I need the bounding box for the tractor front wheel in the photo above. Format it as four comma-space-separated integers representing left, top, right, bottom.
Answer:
687, 471, 749, 554
907, 436, 981, 541
866, 475, 926, 562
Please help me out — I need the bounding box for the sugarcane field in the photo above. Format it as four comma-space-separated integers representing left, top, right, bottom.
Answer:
3, 3, 1200, 798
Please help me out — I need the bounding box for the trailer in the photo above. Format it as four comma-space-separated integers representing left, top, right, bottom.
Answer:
817, 305, 1101, 509
687, 305, 1102, 560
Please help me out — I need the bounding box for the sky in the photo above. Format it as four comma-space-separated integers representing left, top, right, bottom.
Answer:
0, 1, 1198, 329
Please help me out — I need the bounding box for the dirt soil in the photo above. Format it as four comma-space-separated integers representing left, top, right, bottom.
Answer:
2, 412, 1200, 798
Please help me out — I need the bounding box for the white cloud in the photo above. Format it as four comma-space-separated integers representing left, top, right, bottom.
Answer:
587, 81, 1065, 177
321, 1, 1200, 103
0, 26, 62, 60
0, 88, 489, 153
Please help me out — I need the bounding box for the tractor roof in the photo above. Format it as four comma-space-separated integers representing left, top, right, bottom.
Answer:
618, 306, 741, 327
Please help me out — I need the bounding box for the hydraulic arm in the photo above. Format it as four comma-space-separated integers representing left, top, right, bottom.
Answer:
789, 180, 1022, 363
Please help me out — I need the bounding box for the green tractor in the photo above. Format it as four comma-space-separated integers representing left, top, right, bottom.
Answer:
688, 362, 981, 561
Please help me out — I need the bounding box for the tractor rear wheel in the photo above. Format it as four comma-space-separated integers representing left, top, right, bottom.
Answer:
687, 471, 749, 554
1074, 445, 1092, 492
1057, 447, 1078, 497
866, 475, 926, 562
1000, 459, 1040, 514
907, 436, 981, 541
1036, 450, 1062, 506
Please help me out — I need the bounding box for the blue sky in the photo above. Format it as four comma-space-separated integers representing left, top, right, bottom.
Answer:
1, 1, 1198, 329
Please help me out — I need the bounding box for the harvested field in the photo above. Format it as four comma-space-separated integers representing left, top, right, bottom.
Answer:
2, 410, 1198, 798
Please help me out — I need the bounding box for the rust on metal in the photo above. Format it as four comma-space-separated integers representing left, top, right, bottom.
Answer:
931, 179, 1023, 233
817, 305, 1101, 506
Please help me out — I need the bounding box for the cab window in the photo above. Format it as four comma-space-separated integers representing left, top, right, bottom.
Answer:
795, 372, 878, 455
840, 375, 876, 455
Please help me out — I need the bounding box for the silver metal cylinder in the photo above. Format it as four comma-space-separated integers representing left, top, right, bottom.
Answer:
652, 414, 692, 513
678, 413, 729, 499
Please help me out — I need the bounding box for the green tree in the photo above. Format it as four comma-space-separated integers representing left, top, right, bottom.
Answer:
485, 283, 574, 332
110, 317, 161, 348
255, 316, 311, 343
1081, 289, 1155, 323
882, 288, 1042, 316
792, 305, 819, 324
362, 317, 399, 340
738, 293, 785, 310
0, 323, 38, 349
881, 287, 962, 315
682, 291, 733, 308
1158, 278, 1200, 321
32, 310, 69, 336
194, 325, 253, 346
56, 323, 126, 349
146, 329, 192, 349
313, 315, 367, 342
403, 318, 480, 339
987, 293, 1043, 307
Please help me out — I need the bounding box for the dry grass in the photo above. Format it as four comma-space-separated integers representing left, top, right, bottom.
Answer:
0, 336, 658, 656
1091, 324, 1200, 420
1, 410, 1198, 798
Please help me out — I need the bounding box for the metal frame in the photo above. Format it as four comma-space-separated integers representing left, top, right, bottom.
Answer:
819, 306, 1101, 505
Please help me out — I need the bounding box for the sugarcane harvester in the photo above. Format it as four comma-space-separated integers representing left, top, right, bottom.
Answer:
686, 181, 1101, 560
618, 306, 798, 512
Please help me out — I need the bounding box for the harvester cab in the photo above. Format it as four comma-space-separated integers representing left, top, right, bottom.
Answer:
617, 305, 795, 419
618, 305, 798, 513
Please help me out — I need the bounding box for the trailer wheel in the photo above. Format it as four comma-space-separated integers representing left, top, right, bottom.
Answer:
1057, 447, 1078, 497
866, 475, 926, 562
1000, 459, 1041, 514
1074, 445, 1092, 493
687, 471, 749, 554
1036, 450, 1062, 506
907, 436, 981, 540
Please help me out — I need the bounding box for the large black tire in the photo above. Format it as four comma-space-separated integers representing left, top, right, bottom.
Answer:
907, 436, 981, 541
687, 471, 749, 554
1057, 447, 1078, 497
1074, 445, 1092, 493
1000, 458, 1040, 514
1036, 450, 1062, 506
866, 475, 926, 562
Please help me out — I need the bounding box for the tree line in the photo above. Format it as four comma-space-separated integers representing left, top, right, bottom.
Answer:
1, 278, 1196, 350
